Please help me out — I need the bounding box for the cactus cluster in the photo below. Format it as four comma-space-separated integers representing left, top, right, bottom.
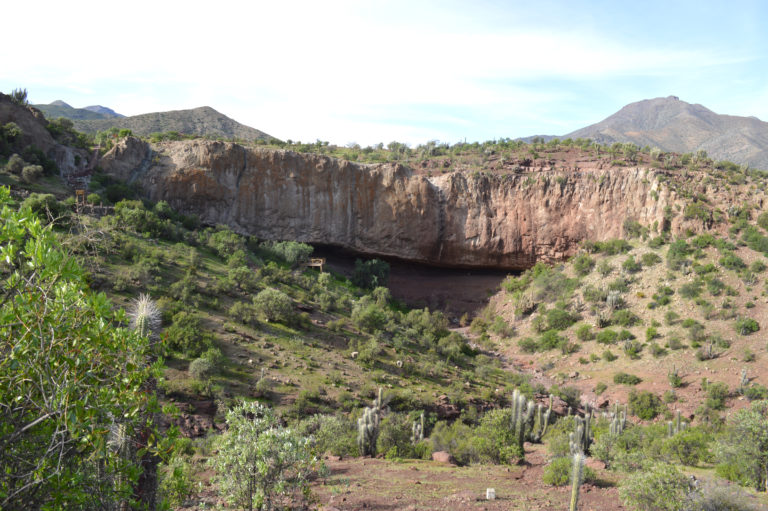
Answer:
569, 405, 593, 455
608, 403, 627, 436
569, 452, 585, 511
667, 410, 688, 437
358, 388, 383, 456
411, 411, 425, 445
510, 390, 552, 452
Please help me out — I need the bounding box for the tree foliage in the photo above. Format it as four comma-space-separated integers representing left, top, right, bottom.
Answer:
209, 402, 318, 511
0, 186, 159, 508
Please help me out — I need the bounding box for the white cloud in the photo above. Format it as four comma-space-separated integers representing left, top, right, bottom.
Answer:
2, 0, 761, 144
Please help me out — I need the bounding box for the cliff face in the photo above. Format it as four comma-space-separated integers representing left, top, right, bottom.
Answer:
104, 139, 680, 270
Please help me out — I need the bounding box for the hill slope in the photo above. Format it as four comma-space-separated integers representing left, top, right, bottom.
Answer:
564, 96, 768, 170
73, 106, 274, 141
33, 100, 123, 120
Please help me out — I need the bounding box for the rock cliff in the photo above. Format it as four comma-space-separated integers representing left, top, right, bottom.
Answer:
103, 138, 684, 270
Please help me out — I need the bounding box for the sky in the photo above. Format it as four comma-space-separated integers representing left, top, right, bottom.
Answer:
2, 0, 767, 146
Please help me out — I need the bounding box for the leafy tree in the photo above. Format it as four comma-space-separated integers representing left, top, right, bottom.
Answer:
0, 186, 159, 508
209, 401, 318, 511
715, 400, 768, 492
253, 288, 293, 323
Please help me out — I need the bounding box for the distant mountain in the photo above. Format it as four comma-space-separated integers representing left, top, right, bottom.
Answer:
34, 100, 122, 121
563, 96, 768, 169
72, 106, 273, 142
83, 105, 123, 118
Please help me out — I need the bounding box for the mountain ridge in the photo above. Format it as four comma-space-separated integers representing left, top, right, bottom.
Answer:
72, 105, 274, 142
562, 96, 768, 169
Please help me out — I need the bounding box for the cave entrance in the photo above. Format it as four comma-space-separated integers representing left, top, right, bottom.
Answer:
311, 245, 517, 321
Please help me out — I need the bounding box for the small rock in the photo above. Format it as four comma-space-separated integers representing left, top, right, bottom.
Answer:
432, 451, 457, 464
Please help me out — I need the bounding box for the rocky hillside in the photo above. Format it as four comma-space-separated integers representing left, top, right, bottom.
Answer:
565, 96, 768, 170
32, 100, 123, 120
74, 106, 273, 142
99, 137, 747, 271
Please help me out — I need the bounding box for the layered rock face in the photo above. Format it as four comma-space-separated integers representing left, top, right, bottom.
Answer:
104, 139, 677, 270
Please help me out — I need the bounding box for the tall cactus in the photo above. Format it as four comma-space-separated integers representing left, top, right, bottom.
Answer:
510, 390, 552, 452
609, 408, 626, 436
358, 388, 383, 456
570, 452, 585, 511
569, 407, 593, 455
411, 411, 425, 445
667, 410, 688, 437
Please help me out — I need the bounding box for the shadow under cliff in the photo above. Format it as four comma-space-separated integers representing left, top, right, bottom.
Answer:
312, 245, 516, 321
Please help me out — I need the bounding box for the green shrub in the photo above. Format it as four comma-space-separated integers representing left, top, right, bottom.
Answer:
596, 329, 619, 345
572, 253, 595, 276
720, 253, 746, 270
628, 390, 664, 420
166, 311, 212, 357
351, 299, 389, 333
705, 381, 729, 410
641, 252, 662, 266
538, 329, 566, 351
542, 456, 595, 486
253, 288, 293, 323
661, 428, 711, 466
679, 281, 703, 299
352, 258, 390, 289
735, 317, 759, 335
602, 349, 617, 361
518, 337, 538, 353
546, 307, 578, 330
575, 323, 593, 341
258, 240, 313, 266
189, 357, 216, 380
622, 256, 642, 273
430, 420, 476, 465
209, 402, 316, 510
377, 413, 419, 459
299, 414, 359, 456
611, 309, 640, 327
159, 456, 194, 507
614, 372, 642, 385
472, 408, 522, 464
21, 164, 43, 183
619, 463, 693, 511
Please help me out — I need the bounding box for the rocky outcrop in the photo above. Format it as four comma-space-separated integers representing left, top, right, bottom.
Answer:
0, 93, 91, 183
103, 139, 680, 270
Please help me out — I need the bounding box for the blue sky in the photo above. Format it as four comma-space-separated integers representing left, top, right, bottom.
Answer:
2, 0, 766, 145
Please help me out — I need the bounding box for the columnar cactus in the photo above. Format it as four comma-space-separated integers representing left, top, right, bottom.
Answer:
667, 410, 688, 437
411, 411, 425, 444
570, 407, 593, 455
358, 388, 383, 456
609, 405, 626, 436
570, 452, 585, 511
510, 390, 552, 450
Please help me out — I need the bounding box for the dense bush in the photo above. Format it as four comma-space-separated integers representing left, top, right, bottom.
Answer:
734, 317, 759, 335
209, 402, 317, 510
614, 372, 642, 385
542, 456, 596, 486
299, 414, 358, 457
189, 357, 216, 380
258, 240, 313, 266
619, 463, 693, 511
166, 311, 212, 356
352, 258, 390, 289
546, 307, 578, 330
253, 288, 294, 323
572, 253, 595, 276
628, 390, 664, 420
